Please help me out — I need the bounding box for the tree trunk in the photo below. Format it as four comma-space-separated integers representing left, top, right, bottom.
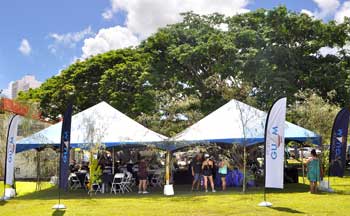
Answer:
36, 150, 41, 191
243, 145, 247, 193
301, 149, 305, 184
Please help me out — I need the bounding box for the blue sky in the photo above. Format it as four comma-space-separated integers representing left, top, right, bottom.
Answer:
1, 0, 349, 96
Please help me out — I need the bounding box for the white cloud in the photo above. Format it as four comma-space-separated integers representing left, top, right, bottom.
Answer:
215, 23, 229, 31
313, 0, 340, 18
18, 39, 31, 55
319, 46, 340, 56
301, 0, 340, 19
102, 9, 114, 20
1, 82, 13, 98
102, 0, 250, 38
300, 9, 314, 17
81, 26, 139, 58
48, 26, 94, 53
335, 1, 350, 23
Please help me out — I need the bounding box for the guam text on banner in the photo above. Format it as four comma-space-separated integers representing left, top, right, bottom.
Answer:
5, 115, 21, 187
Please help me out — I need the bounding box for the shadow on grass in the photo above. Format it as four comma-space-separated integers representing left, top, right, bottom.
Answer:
0, 200, 6, 206
11, 182, 349, 201
52, 209, 65, 216
269, 207, 304, 214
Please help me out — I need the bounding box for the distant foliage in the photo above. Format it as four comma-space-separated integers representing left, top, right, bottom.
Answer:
287, 90, 340, 142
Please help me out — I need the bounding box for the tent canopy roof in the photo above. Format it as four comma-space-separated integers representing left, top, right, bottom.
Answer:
169, 99, 321, 150
16, 102, 168, 152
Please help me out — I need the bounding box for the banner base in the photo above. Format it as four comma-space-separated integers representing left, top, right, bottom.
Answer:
318, 181, 334, 192
52, 204, 66, 209
258, 201, 272, 207
163, 184, 174, 196
4, 188, 16, 198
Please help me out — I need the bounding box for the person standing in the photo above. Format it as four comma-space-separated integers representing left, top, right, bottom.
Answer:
138, 158, 149, 194
191, 154, 203, 191
218, 158, 228, 191
202, 154, 216, 192
305, 149, 321, 194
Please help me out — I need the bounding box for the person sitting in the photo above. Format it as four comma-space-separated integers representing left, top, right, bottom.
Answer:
127, 160, 135, 178
69, 159, 78, 173
80, 161, 89, 173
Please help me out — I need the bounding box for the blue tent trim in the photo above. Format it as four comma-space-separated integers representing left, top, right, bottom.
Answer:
16, 141, 170, 153
165, 136, 321, 151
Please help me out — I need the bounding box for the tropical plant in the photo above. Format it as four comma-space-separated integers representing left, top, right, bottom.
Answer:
89, 157, 102, 185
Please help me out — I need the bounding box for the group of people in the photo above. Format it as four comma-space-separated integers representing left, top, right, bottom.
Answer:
69, 148, 322, 194
190, 153, 228, 192
69, 160, 89, 173
190, 148, 323, 194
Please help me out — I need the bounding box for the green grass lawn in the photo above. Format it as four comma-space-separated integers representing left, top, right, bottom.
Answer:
0, 176, 349, 216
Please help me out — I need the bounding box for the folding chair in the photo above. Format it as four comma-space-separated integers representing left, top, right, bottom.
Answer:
88, 183, 102, 195
83, 174, 89, 190
122, 172, 133, 192
85, 174, 101, 195
111, 173, 125, 194
69, 173, 82, 190
151, 170, 164, 188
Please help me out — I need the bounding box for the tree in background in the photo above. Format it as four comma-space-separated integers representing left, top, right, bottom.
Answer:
17, 6, 350, 137
287, 90, 340, 142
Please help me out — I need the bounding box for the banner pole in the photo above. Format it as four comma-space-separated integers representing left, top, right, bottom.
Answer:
263, 140, 266, 202
259, 103, 269, 206
260, 105, 269, 206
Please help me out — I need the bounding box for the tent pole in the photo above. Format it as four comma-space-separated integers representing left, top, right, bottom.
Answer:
165, 150, 171, 185
301, 148, 305, 184
112, 147, 115, 174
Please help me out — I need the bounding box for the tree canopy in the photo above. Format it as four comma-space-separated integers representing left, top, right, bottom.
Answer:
18, 6, 350, 137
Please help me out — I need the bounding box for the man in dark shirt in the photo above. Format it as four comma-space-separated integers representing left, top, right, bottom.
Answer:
191, 154, 203, 191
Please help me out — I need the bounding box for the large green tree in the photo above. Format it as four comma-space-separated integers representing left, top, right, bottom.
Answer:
18, 6, 350, 137
19, 48, 155, 121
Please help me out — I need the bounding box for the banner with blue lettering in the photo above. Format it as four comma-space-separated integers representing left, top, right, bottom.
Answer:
329, 108, 350, 177
59, 104, 73, 190
265, 98, 286, 189
4, 115, 21, 187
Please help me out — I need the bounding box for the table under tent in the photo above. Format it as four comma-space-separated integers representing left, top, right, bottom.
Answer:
166, 99, 321, 186
16, 101, 169, 193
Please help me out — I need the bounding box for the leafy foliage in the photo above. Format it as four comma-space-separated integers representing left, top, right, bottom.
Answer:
17, 6, 350, 138
287, 90, 340, 142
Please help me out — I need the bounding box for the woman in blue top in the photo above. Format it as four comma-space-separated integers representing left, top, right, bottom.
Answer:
218, 159, 228, 191
305, 149, 320, 194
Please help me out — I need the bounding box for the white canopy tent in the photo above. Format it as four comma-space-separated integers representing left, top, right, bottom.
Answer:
16, 101, 168, 152
169, 99, 321, 150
